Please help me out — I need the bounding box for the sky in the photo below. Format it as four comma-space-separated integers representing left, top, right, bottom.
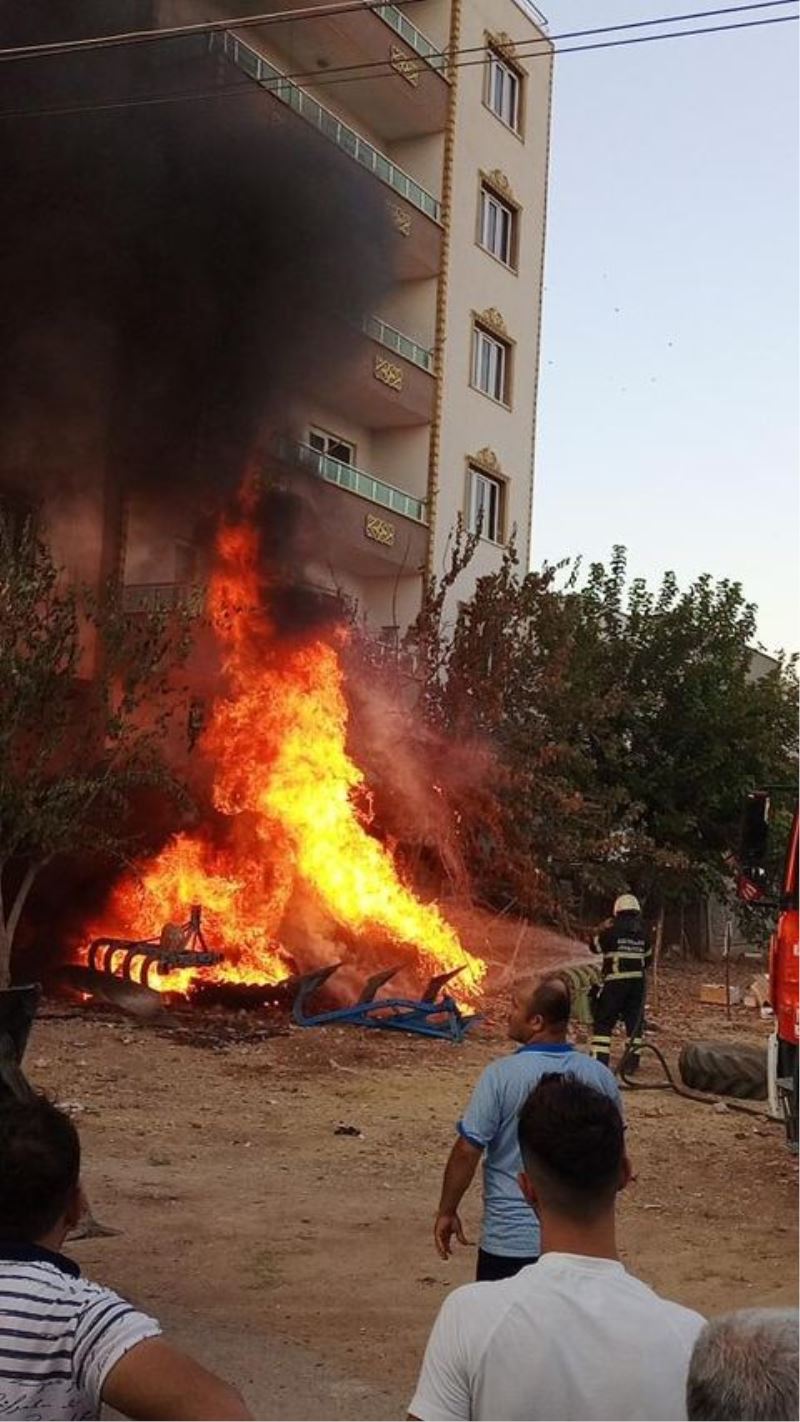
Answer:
529, 0, 799, 654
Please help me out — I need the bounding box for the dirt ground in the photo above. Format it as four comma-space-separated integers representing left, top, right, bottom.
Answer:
25, 927, 799, 1421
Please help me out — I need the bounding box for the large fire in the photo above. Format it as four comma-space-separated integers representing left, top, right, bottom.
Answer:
84, 507, 485, 1002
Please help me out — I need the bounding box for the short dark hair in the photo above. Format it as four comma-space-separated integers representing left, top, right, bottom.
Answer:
525, 975, 570, 1028
518, 1074, 624, 1219
0, 1096, 81, 1241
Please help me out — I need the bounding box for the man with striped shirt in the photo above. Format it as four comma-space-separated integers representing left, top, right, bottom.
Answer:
0, 1096, 250, 1420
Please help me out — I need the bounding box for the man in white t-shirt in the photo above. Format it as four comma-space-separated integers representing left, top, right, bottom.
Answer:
410, 1074, 704, 1422
0, 1095, 250, 1420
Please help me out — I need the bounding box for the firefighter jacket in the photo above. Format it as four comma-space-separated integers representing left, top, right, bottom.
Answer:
589, 912, 651, 982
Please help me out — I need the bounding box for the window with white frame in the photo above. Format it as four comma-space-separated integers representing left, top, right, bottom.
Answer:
468, 467, 504, 543
486, 47, 521, 131
479, 184, 516, 266
309, 427, 355, 465
472, 324, 510, 404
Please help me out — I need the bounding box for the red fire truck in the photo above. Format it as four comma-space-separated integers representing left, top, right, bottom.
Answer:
738, 791, 799, 1147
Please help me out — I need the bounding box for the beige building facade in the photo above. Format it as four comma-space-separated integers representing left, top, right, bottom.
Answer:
1, 2, 552, 652
149, 0, 554, 639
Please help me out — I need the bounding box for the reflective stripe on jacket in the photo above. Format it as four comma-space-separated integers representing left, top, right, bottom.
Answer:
590, 912, 651, 981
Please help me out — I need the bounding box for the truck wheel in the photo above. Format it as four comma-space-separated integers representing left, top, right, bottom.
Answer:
678, 1040, 768, 1100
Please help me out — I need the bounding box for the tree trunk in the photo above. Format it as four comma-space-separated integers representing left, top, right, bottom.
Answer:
0, 920, 11, 992
0, 984, 40, 1102
651, 905, 665, 1012
0, 861, 41, 988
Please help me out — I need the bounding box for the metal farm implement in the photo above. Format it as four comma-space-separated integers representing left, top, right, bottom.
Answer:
87, 905, 223, 987
291, 963, 480, 1041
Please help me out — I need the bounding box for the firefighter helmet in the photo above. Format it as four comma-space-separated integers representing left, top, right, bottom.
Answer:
614, 893, 641, 915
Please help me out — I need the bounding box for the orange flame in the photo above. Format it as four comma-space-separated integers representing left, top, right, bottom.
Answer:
85, 509, 485, 1000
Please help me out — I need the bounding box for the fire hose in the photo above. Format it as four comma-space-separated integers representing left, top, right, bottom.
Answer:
558, 965, 775, 1121
616, 1000, 775, 1121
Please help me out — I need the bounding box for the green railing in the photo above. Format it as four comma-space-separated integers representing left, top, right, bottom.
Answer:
363, 314, 434, 373
373, 4, 450, 76
278, 438, 427, 524
211, 31, 441, 222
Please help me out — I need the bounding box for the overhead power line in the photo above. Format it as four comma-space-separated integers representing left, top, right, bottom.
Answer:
0, 0, 795, 63
0, 0, 420, 61
0, 9, 795, 121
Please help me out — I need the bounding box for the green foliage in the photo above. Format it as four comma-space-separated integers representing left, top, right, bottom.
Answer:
412, 544, 798, 927
0, 515, 195, 982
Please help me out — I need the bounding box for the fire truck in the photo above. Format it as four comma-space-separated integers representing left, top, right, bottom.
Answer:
738, 790, 799, 1147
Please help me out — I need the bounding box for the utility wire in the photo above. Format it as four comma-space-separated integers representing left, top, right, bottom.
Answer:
0, 11, 795, 121
0, 0, 423, 62
0, 0, 794, 63
182, 4, 800, 96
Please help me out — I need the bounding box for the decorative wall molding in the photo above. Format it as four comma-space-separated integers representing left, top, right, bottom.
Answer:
481, 168, 517, 205
475, 306, 509, 339
365, 513, 396, 546
469, 447, 503, 477
386, 201, 412, 237
486, 29, 518, 60
374, 355, 404, 390
389, 43, 419, 87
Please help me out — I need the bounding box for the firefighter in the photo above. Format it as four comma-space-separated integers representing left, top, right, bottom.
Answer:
588, 893, 651, 1070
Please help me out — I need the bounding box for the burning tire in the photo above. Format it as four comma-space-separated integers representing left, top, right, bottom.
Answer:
679, 1040, 768, 1100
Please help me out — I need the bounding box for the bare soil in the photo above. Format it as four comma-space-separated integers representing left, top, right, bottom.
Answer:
25, 925, 798, 1420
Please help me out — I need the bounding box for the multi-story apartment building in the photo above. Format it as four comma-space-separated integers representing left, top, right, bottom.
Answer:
1, 1, 552, 648
139, 0, 554, 638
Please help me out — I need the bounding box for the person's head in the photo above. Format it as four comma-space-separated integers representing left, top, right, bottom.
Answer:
507, 973, 571, 1045
686, 1309, 799, 1420
613, 893, 641, 918
0, 1095, 82, 1246
517, 1074, 630, 1226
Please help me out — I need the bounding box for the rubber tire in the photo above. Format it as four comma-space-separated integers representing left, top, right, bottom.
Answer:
678, 1040, 768, 1100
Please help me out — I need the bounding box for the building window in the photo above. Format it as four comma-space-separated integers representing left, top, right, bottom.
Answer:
468, 467, 505, 544
472, 324, 511, 405
479, 184, 516, 267
486, 47, 522, 132
309, 427, 355, 466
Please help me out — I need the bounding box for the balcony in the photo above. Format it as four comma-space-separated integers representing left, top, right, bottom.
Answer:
211, 32, 440, 219
213, 1, 449, 141
278, 437, 427, 523
362, 314, 434, 374
373, 5, 449, 77
273, 437, 429, 578
122, 583, 205, 614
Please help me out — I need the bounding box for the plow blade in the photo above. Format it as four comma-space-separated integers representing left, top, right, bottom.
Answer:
87, 906, 224, 988
291, 962, 480, 1042
56, 965, 167, 1020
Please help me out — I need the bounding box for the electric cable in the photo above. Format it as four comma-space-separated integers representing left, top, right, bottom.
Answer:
0, 11, 795, 122
0, 0, 794, 63
0, 0, 425, 62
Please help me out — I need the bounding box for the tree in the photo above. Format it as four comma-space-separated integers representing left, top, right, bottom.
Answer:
412, 545, 798, 929
0, 514, 194, 986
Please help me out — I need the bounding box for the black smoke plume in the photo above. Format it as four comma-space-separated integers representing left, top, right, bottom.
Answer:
0, 1, 392, 516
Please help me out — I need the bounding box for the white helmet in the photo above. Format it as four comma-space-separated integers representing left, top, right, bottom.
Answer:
614, 893, 641, 915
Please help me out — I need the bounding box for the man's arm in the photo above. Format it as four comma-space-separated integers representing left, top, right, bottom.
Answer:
102, 1337, 251, 1420
408, 1290, 472, 1422
434, 1134, 482, 1260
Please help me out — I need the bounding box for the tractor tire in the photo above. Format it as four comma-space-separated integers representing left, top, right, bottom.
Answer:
678, 1040, 768, 1100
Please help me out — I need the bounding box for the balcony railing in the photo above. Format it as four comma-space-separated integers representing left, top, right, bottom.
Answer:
363, 314, 434, 373
210, 31, 442, 222
122, 583, 205, 614
373, 4, 450, 77
278, 437, 427, 524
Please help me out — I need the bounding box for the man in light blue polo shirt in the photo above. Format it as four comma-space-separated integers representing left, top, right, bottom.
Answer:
433, 972, 621, 1281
